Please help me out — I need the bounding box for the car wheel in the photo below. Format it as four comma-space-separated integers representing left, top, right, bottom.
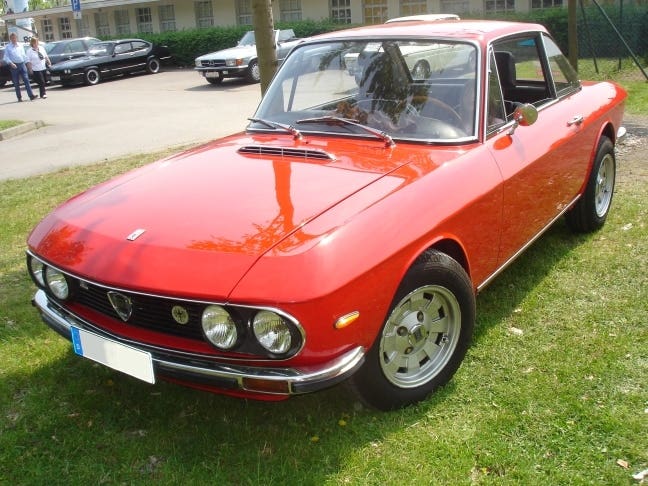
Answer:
146, 57, 161, 74
349, 250, 475, 410
412, 60, 431, 79
84, 68, 100, 86
565, 136, 615, 233
245, 60, 261, 83
207, 77, 223, 85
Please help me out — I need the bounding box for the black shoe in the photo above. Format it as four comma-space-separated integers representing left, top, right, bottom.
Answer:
30, 95, 38, 101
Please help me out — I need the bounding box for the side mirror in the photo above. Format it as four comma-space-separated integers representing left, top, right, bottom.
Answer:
508, 103, 538, 136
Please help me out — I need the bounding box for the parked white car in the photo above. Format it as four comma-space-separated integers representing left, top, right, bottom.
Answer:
195, 29, 301, 84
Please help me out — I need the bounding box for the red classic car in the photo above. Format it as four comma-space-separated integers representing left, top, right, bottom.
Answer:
27, 20, 626, 410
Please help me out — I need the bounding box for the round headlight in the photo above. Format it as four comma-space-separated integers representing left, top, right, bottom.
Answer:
195, 59, 201, 67
29, 257, 45, 287
44, 267, 70, 300
253, 311, 292, 354
201, 305, 238, 349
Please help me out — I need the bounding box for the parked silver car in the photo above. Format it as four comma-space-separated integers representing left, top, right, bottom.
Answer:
194, 29, 300, 84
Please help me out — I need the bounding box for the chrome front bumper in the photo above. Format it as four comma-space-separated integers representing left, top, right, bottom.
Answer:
32, 289, 365, 396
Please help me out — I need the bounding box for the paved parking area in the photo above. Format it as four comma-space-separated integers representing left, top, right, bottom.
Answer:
0, 69, 262, 181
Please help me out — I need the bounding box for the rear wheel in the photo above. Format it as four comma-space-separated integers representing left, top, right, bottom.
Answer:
84, 68, 100, 86
349, 251, 475, 410
146, 57, 161, 74
245, 60, 260, 83
566, 136, 616, 232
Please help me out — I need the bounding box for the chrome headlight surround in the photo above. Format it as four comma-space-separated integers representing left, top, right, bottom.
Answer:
26, 254, 74, 301
201, 305, 241, 350
252, 310, 293, 355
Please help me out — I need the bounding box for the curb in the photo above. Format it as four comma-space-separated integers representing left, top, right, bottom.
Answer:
0, 120, 46, 141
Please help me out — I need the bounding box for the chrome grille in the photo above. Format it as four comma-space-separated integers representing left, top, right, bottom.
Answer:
76, 281, 205, 340
200, 59, 225, 67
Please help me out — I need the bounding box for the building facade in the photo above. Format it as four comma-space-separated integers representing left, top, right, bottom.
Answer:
3, 0, 563, 42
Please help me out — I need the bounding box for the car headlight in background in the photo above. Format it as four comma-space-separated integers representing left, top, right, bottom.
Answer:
253, 311, 292, 354
195, 59, 201, 67
202, 305, 238, 349
225, 59, 243, 67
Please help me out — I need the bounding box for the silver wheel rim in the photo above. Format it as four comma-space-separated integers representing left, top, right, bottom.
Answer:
595, 153, 614, 218
87, 70, 98, 84
149, 60, 160, 73
251, 63, 260, 81
379, 285, 461, 388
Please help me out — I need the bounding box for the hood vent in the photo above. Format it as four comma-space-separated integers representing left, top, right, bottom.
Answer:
238, 145, 334, 161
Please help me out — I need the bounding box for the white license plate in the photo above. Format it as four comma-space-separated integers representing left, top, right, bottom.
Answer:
71, 326, 155, 384
205, 71, 220, 78
50, 75, 60, 81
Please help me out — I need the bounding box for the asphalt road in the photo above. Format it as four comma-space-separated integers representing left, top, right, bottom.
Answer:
0, 69, 262, 181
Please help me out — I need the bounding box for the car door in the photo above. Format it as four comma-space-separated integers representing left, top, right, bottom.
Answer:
109, 41, 135, 75
484, 34, 596, 266
125, 41, 150, 73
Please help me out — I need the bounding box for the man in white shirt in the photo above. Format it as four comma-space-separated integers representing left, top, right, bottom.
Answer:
26, 37, 51, 99
3, 32, 37, 102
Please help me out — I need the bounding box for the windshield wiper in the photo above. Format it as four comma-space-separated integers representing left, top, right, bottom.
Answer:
296, 116, 395, 147
248, 118, 302, 140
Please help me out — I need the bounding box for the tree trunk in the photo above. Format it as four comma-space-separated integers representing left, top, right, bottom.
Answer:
252, 0, 277, 95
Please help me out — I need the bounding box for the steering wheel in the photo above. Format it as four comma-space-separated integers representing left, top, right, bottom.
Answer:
419, 97, 463, 128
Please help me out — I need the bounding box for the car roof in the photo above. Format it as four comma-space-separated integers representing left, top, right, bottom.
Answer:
308, 20, 547, 45
385, 14, 460, 23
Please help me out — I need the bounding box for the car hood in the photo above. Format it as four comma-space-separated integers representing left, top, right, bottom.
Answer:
197, 45, 256, 61
28, 133, 461, 299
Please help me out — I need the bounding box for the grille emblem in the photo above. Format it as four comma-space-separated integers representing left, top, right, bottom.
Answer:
108, 291, 133, 322
171, 305, 189, 325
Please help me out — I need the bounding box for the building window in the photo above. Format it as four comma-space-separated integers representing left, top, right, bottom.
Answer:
42, 18, 54, 42
136, 7, 153, 33
484, 0, 515, 13
531, 0, 563, 8
235, 0, 253, 26
94, 12, 110, 37
280, 0, 302, 21
400, 0, 427, 16
195, 1, 214, 28
115, 10, 130, 35
59, 17, 72, 39
440, 0, 469, 13
159, 5, 176, 32
363, 0, 388, 24
77, 15, 90, 36
331, 0, 351, 23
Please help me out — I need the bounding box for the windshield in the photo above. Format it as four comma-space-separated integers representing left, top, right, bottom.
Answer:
238, 31, 256, 46
252, 39, 478, 142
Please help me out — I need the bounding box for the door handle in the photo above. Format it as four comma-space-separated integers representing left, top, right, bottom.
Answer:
567, 115, 584, 127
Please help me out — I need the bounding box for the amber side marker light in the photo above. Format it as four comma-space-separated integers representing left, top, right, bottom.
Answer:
243, 377, 291, 394
335, 311, 360, 330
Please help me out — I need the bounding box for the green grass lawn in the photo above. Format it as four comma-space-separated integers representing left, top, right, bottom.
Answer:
0, 75, 646, 483
0, 120, 23, 131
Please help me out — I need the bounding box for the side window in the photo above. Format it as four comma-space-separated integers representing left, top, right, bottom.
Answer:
114, 43, 131, 54
493, 35, 551, 107
542, 34, 580, 96
64, 41, 83, 53
131, 41, 148, 52
487, 50, 507, 132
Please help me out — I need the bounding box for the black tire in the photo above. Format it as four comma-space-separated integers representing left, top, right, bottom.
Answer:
565, 136, 616, 233
84, 68, 100, 86
206, 77, 223, 85
349, 251, 475, 411
245, 60, 260, 83
146, 57, 161, 74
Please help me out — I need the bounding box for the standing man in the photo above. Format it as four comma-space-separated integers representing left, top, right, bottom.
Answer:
4, 32, 38, 102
